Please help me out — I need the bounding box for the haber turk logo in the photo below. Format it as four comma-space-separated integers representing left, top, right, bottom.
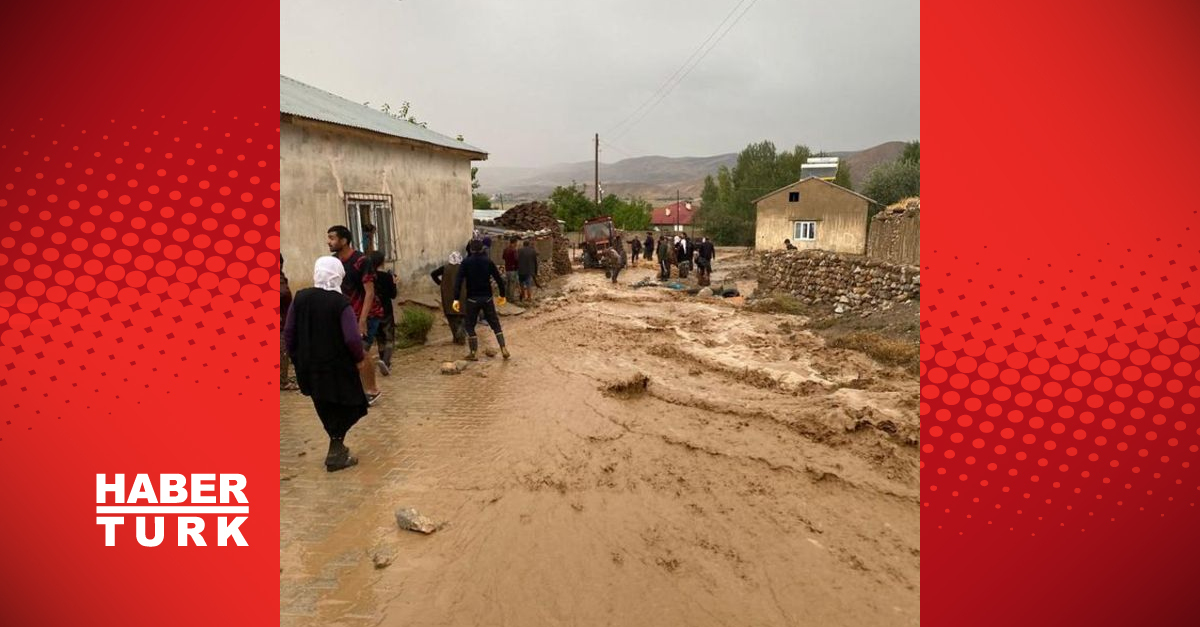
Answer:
95, 474, 250, 547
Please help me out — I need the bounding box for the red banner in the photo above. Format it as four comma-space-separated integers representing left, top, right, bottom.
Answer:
0, 2, 280, 625
923, 1, 1200, 624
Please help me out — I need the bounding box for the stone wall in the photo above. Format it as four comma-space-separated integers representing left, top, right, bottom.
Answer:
866, 198, 920, 265
756, 249, 920, 314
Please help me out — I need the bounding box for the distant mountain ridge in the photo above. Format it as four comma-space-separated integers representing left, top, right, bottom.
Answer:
477, 141, 908, 204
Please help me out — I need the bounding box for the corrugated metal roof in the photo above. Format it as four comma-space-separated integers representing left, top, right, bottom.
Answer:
280, 75, 487, 158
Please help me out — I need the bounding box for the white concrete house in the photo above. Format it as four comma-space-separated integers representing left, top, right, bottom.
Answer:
280, 75, 487, 300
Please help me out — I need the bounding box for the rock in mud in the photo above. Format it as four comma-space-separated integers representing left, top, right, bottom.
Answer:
440, 361, 462, 375
395, 507, 443, 534
484, 347, 498, 357
369, 545, 397, 569
604, 374, 650, 398
697, 287, 714, 298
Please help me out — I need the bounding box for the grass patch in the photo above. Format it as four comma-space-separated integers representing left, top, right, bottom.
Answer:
395, 306, 434, 349
827, 331, 920, 372
746, 292, 805, 316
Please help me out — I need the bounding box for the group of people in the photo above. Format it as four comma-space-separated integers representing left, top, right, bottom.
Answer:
587, 231, 716, 285
620, 232, 716, 283
283, 226, 523, 472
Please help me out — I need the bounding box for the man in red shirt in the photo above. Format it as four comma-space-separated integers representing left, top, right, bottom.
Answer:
501, 236, 520, 301
327, 225, 383, 405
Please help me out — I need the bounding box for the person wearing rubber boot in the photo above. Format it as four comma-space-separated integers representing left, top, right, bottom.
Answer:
452, 239, 510, 361
430, 251, 468, 344
284, 257, 369, 472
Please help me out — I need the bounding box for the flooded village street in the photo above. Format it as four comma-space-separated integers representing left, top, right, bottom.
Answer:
280, 250, 920, 627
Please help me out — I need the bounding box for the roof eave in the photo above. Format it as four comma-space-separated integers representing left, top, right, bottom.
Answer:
281, 113, 489, 161
752, 176, 880, 205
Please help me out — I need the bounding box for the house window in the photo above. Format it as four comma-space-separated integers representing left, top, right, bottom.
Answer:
345, 192, 396, 261
794, 221, 816, 241
788, 191, 800, 202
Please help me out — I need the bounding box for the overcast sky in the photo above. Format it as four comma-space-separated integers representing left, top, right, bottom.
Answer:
281, 0, 919, 168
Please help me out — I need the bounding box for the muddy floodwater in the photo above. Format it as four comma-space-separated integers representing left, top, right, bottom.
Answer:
280, 249, 919, 627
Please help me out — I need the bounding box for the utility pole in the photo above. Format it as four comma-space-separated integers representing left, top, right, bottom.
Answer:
594, 133, 600, 206
675, 189, 680, 233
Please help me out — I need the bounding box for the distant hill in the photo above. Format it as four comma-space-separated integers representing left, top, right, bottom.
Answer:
477, 142, 909, 205
839, 141, 907, 191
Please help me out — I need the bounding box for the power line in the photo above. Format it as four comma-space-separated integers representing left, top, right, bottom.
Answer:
612, 0, 761, 142
599, 138, 648, 160
604, 0, 753, 138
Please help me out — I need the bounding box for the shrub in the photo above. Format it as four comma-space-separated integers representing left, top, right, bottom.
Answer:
395, 306, 434, 348
827, 331, 919, 371
862, 159, 920, 206
746, 292, 805, 316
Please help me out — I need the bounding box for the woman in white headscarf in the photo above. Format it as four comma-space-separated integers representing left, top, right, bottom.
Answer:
283, 257, 369, 472
430, 250, 467, 344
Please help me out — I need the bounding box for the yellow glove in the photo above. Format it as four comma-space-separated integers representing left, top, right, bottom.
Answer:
452, 300, 461, 313
497, 297, 507, 307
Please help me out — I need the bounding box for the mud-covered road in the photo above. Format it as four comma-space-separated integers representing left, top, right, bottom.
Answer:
280, 249, 919, 627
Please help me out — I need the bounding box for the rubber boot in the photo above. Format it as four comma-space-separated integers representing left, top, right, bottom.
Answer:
466, 337, 479, 361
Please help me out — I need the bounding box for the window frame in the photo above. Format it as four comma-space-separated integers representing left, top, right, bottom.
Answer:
787, 191, 800, 202
344, 192, 397, 261
793, 220, 816, 241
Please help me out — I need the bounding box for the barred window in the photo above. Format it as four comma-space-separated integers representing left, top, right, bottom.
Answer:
345, 192, 396, 261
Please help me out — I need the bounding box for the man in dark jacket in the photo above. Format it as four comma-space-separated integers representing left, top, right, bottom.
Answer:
644, 233, 655, 263
453, 240, 510, 361
517, 239, 539, 302
676, 234, 695, 279
696, 236, 716, 285
629, 236, 642, 267
656, 236, 671, 280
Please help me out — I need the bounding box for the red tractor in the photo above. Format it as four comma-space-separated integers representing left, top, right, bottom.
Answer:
579, 215, 615, 269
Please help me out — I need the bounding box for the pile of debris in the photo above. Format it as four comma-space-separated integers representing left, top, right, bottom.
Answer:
496, 202, 572, 275
879, 197, 920, 217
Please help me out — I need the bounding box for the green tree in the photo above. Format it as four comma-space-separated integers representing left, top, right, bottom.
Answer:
862, 159, 920, 206
833, 160, 852, 189
701, 175, 719, 208
607, 195, 652, 231
472, 193, 492, 210
901, 140, 920, 165
697, 141, 812, 245
471, 166, 480, 191
549, 183, 598, 231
